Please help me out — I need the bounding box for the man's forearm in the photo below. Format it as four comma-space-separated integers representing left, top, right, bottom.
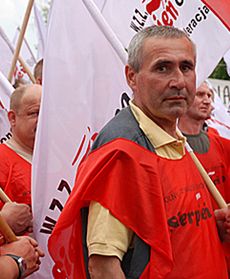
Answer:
0, 256, 19, 279
88, 255, 125, 279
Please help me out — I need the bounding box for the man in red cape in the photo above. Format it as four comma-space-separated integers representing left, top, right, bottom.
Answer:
49, 26, 230, 278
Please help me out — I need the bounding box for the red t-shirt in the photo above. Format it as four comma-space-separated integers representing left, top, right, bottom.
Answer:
194, 133, 230, 208
0, 144, 31, 207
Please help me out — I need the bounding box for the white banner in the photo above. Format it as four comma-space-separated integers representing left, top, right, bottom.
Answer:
0, 26, 32, 84
97, 0, 230, 86
0, 27, 15, 79
207, 93, 230, 139
0, 71, 13, 143
32, 0, 230, 278
209, 78, 230, 106
12, 26, 37, 82
0, 70, 12, 110
33, 3, 47, 60
32, 0, 130, 278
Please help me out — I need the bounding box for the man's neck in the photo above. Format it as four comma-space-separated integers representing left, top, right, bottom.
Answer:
9, 135, 33, 156
162, 125, 178, 138
153, 118, 178, 138
178, 116, 203, 135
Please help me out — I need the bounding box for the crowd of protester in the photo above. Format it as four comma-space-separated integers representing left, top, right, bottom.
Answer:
1, 25, 230, 279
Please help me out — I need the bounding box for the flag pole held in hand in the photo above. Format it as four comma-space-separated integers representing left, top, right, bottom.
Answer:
0, 214, 17, 242
0, 188, 11, 203
185, 142, 227, 209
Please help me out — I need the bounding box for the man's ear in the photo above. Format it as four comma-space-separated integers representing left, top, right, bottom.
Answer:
8, 110, 16, 127
125, 65, 137, 91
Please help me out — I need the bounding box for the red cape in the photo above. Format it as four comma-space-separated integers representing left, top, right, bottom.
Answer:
48, 138, 173, 278
49, 138, 228, 278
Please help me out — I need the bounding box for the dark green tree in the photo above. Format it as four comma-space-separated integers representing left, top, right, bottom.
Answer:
209, 58, 230, 80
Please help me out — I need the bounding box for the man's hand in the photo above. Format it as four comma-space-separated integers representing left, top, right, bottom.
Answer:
214, 204, 230, 242
0, 236, 44, 277
88, 255, 126, 279
1, 202, 33, 235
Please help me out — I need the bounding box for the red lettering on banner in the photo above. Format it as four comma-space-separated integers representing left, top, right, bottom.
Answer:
144, 0, 180, 26
131, 0, 183, 32
72, 126, 98, 166
142, 0, 162, 14
132, 1, 209, 37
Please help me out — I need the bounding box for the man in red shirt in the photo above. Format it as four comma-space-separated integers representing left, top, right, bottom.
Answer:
0, 84, 41, 235
179, 81, 230, 273
178, 81, 230, 208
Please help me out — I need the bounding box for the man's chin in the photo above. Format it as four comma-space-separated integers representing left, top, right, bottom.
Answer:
169, 107, 188, 118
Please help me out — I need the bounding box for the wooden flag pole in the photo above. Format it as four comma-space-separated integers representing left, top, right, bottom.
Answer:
0, 191, 18, 242
83, 0, 127, 65
18, 56, 36, 83
0, 214, 17, 242
8, 0, 35, 83
0, 189, 11, 203
185, 142, 227, 209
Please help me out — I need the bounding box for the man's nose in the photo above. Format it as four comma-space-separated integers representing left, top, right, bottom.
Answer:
169, 69, 186, 90
203, 95, 211, 104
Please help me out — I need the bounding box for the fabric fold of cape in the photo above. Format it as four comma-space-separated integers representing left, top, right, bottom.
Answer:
48, 138, 173, 279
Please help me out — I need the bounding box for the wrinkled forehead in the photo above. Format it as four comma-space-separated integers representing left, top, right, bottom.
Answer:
196, 82, 213, 96
141, 36, 196, 64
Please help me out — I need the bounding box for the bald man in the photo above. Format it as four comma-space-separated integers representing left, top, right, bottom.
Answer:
0, 84, 41, 235
178, 81, 230, 209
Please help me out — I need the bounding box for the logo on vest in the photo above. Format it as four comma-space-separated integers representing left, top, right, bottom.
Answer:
168, 203, 212, 229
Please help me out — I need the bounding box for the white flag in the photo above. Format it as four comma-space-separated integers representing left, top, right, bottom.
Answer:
97, 0, 230, 85
0, 71, 13, 143
0, 70, 12, 110
33, 3, 47, 60
32, 0, 130, 277
208, 93, 230, 139
32, 0, 230, 277
206, 78, 230, 138
0, 27, 15, 79
12, 26, 37, 82
0, 26, 32, 84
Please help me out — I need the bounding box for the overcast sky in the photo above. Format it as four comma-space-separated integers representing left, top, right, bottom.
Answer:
0, 0, 49, 56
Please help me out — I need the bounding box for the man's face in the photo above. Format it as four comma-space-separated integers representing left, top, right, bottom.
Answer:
11, 86, 41, 151
186, 82, 213, 121
126, 37, 196, 127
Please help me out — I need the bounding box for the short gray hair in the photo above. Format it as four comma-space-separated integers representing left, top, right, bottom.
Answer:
127, 25, 196, 72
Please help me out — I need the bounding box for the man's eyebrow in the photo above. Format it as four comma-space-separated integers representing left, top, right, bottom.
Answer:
153, 59, 195, 65
181, 59, 195, 67
153, 59, 172, 64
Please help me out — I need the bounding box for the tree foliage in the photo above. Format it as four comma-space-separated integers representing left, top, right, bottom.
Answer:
209, 59, 230, 80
